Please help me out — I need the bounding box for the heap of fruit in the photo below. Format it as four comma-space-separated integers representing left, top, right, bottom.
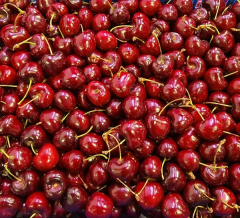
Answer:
2, 0, 240, 217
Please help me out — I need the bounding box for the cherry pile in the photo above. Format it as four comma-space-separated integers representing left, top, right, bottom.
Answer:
2, 0, 240, 217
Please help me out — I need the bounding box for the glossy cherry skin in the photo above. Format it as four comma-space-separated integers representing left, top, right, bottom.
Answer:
0, 115, 23, 138
25, 13, 47, 34
136, 181, 164, 210
53, 36, 73, 56
82, 64, 101, 83
0, 6, 11, 28
108, 181, 134, 207
73, 30, 96, 58
185, 56, 206, 80
202, 0, 226, 17
176, 150, 200, 172
189, 7, 209, 24
60, 0, 82, 11
185, 36, 209, 57
33, 143, 59, 172
88, 160, 108, 186
144, 98, 164, 115
183, 180, 211, 207
120, 120, 147, 150
37, 0, 56, 13
66, 54, 86, 68
229, 163, 240, 192
79, 133, 105, 156
0, 194, 21, 218
90, 111, 110, 133
54, 90, 77, 112
134, 138, 155, 160
61, 150, 83, 173
174, 16, 196, 39
0, 179, 12, 195
4, 146, 32, 172
0, 65, 17, 85
167, 108, 193, 134
216, 112, 236, 132
106, 99, 124, 120
0, 94, 20, 115
52, 201, 67, 218
78, 8, 93, 29
205, 47, 225, 68
161, 193, 190, 218
136, 54, 155, 78
162, 78, 186, 102
66, 109, 90, 134
227, 77, 240, 96
160, 32, 183, 53
11, 170, 40, 197
118, 0, 138, 15
198, 140, 226, 163
26, 192, 51, 218
188, 81, 208, 104
212, 30, 235, 53
92, 13, 110, 32
156, 137, 178, 159
43, 169, 67, 200
109, 2, 130, 25
1, 25, 30, 51
231, 94, 240, 121
87, 81, 111, 106
139, 155, 162, 180
11, 51, 31, 71
118, 43, 139, 64
200, 162, 229, 186
85, 192, 113, 218
59, 14, 80, 37
196, 114, 224, 141
161, 163, 187, 192
223, 135, 240, 162
211, 186, 236, 216
63, 186, 88, 213
95, 30, 118, 52
0, 46, 13, 66
53, 128, 77, 152
208, 91, 230, 113
107, 155, 139, 182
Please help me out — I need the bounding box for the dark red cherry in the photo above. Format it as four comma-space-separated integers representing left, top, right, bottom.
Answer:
231, 94, 240, 121
189, 7, 209, 24
11, 51, 31, 71
82, 64, 101, 83
90, 111, 110, 133
25, 13, 47, 34
156, 137, 178, 159
0, 46, 13, 66
176, 150, 200, 172
161, 193, 190, 218
59, 14, 80, 37
144, 98, 164, 115
0, 65, 17, 85
223, 135, 240, 162
118, 43, 139, 64
78, 8, 93, 29
160, 32, 183, 52
109, 2, 130, 25
61, 150, 83, 173
77, 86, 93, 110
229, 163, 240, 191
0, 94, 20, 115
212, 30, 235, 53
54, 90, 77, 112
215, 11, 236, 31
174, 16, 196, 39
0, 6, 11, 28
188, 80, 208, 104
216, 112, 236, 132
106, 99, 124, 120
118, 0, 138, 15
134, 138, 155, 160
95, 30, 118, 52
158, 4, 178, 21
172, 0, 193, 15
0, 115, 23, 138
52, 36, 73, 56
205, 47, 225, 67
0, 194, 21, 218
52, 201, 67, 218
185, 36, 210, 57
60, 0, 82, 11
66, 54, 86, 68
202, 0, 226, 17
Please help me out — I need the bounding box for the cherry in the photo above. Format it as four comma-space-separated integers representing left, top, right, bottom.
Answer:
0, 65, 17, 85
189, 7, 209, 25
108, 155, 139, 181
136, 54, 156, 78
3, 146, 32, 172
150, 19, 170, 36
229, 163, 240, 191
0, 194, 21, 218
85, 192, 113, 218
77, 86, 93, 110
188, 80, 208, 103
205, 47, 225, 68
171, 69, 188, 87
79, 132, 105, 156
217, 112, 236, 132
33, 143, 59, 172
172, 0, 193, 15
89, 0, 112, 13
198, 140, 226, 163
21, 125, 46, 149
11, 170, 40, 197
96, 30, 118, 52
88, 160, 108, 186
135, 181, 164, 210
93, 13, 110, 32
61, 150, 83, 173
0, 94, 20, 115
212, 30, 235, 53
52, 35, 73, 56
156, 137, 178, 159
82, 64, 101, 83
52, 201, 67, 218
10, 51, 31, 71
0, 179, 12, 195
144, 98, 164, 115
211, 186, 237, 216
118, 0, 138, 15
43, 169, 67, 200
60, 0, 82, 11
66, 54, 86, 68
63, 186, 88, 213
0, 6, 12, 28
118, 43, 139, 64
202, 0, 226, 18
207, 91, 231, 113
161, 193, 190, 218
26, 191, 51, 218
161, 162, 187, 192
200, 162, 229, 186
177, 150, 200, 172
215, 11, 236, 31
87, 81, 111, 106
25, 12, 47, 34
231, 94, 240, 121
78, 8, 93, 29
174, 16, 196, 39
158, 4, 178, 21
160, 32, 183, 52
183, 180, 212, 207
59, 14, 80, 37
134, 138, 155, 160
223, 135, 240, 162
109, 2, 130, 25
90, 111, 110, 133
54, 90, 77, 112
0, 46, 13, 66
1, 24, 30, 51
185, 36, 210, 57
130, 82, 146, 100
0, 115, 23, 138
124, 200, 141, 218
106, 99, 123, 120
37, 0, 56, 14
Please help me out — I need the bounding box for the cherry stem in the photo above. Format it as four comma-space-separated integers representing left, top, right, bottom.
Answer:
199, 162, 228, 169
204, 102, 232, 107
19, 95, 40, 108
231, 28, 240, 31
192, 206, 204, 218
115, 37, 127, 43
24, 119, 28, 129
198, 24, 220, 35
49, 13, 56, 32
138, 77, 164, 86
14, 12, 22, 32
224, 71, 239, 77
107, 1, 114, 10
84, 154, 108, 162
182, 15, 198, 30
36, 122, 42, 125
80, 24, 84, 33
166, 0, 171, 3
6, 136, 10, 148
221, 198, 240, 211
13, 37, 34, 50
0, 85, 17, 87
213, 139, 226, 170
82, 1, 89, 4
4, 164, 21, 181
57, 26, 65, 39
91, 54, 110, 63
76, 126, 93, 139
118, 66, 127, 73
237, 0, 240, 3
84, 109, 105, 115
4, 3, 25, 14
222, 5, 231, 15
1, 101, 6, 104
41, 33, 53, 55
152, 32, 163, 63
31, 143, 38, 155
132, 36, 145, 44
161, 157, 169, 180
214, 0, 221, 20
187, 172, 196, 180
194, 184, 215, 201
135, 178, 150, 201
61, 112, 70, 123
18, 79, 33, 105
211, 107, 217, 113
209, 35, 214, 44
0, 149, 10, 159
78, 175, 88, 189
103, 65, 113, 77
110, 25, 134, 32
116, 178, 136, 196
186, 56, 194, 68
30, 213, 37, 218
223, 131, 240, 137
158, 98, 190, 116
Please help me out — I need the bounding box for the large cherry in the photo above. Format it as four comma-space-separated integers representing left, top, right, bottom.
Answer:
0, 194, 21, 218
